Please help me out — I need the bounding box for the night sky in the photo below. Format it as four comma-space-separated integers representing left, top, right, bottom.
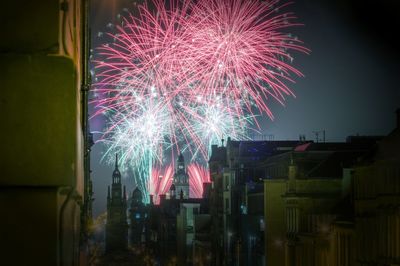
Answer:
90, 0, 400, 217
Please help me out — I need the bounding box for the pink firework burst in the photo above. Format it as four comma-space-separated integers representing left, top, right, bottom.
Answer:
149, 164, 174, 204
188, 163, 211, 198
180, 0, 310, 119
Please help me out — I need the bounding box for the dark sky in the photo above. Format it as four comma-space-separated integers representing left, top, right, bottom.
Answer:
90, 0, 400, 217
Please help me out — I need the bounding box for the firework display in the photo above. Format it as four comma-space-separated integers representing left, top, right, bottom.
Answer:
92, 0, 307, 198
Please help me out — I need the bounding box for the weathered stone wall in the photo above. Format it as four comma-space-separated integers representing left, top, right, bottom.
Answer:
0, 1, 84, 265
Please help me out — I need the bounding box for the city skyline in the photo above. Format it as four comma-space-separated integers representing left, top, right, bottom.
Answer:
89, 0, 400, 217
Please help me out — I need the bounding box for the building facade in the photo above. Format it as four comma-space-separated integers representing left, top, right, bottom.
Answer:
262, 139, 381, 266
206, 135, 386, 266
352, 110, 400, 266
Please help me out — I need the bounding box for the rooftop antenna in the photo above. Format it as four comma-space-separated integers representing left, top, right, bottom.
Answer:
312, 130, 326, 143
299, 134, 306, 142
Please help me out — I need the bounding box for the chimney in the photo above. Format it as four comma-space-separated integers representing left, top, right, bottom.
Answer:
396, 108, 400, 129
160, 194, 166, 203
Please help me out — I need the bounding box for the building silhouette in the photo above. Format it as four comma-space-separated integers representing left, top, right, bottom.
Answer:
128, 153, 211, 265
146, 192, 207, 265
106, 154, 128, 252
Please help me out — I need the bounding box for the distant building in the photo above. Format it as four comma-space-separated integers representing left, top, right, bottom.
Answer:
207, 135, 391, 266
144, 153, 210, 265
173, 152, 190, 199
106, 154, 128, 252
207, 138, 307, 265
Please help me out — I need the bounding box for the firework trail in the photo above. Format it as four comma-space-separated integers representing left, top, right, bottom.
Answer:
92, 0, 308, 199
188, 163, 211, 198
149, 164, 174, 204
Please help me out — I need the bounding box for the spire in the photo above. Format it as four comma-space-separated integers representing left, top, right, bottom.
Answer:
178, 152, 184, 163
112, 153, 121, 182
107, 186, 110, 198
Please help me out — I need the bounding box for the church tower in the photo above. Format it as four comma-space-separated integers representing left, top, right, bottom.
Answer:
173, 152, 189, 199
106, 154, 128, 252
